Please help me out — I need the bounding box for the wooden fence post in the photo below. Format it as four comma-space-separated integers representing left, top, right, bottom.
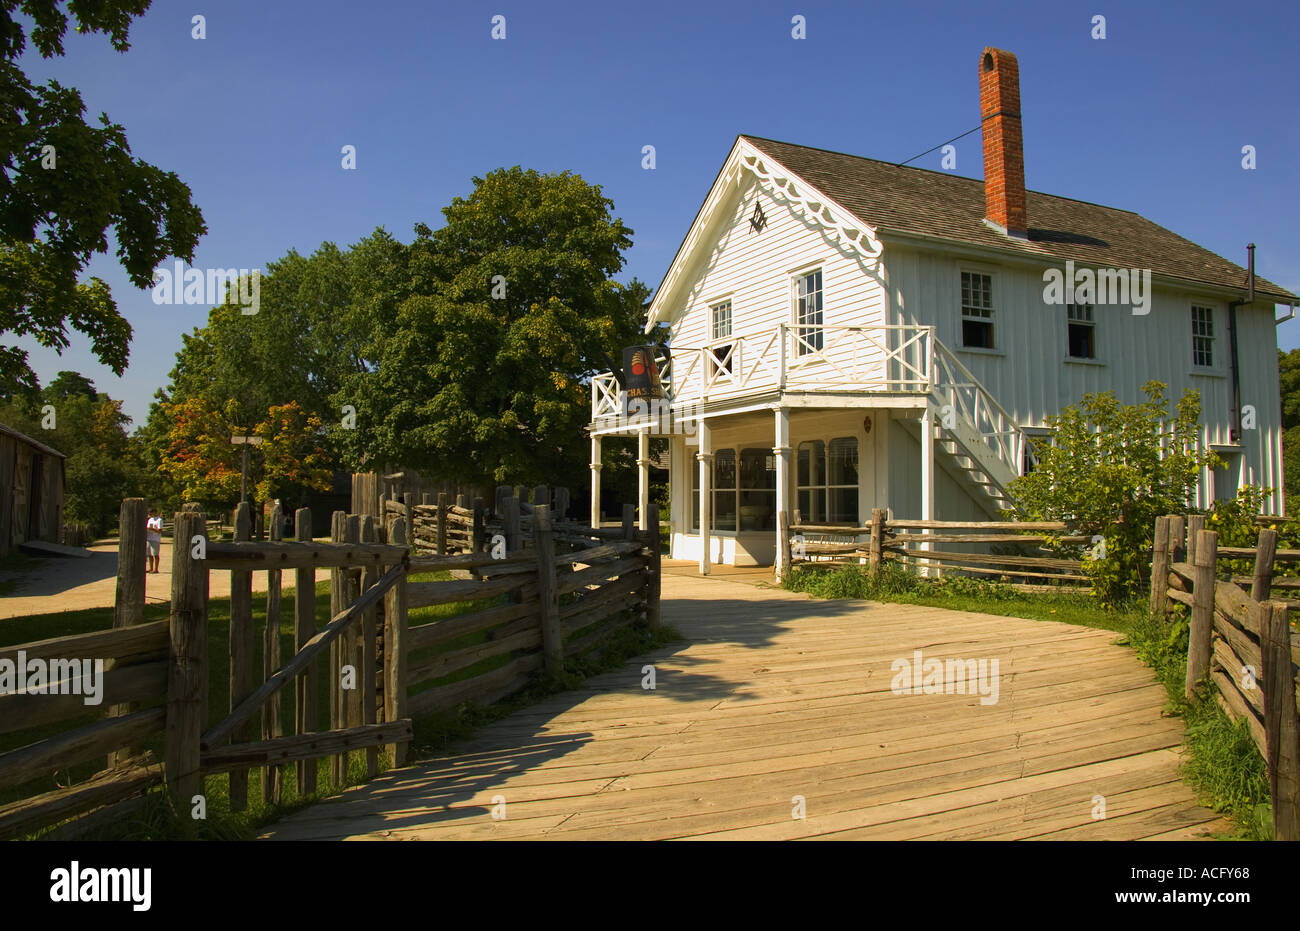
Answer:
555, 486, 570, 520
534, 485, 549, 513
262, 503, 283, 804
643, 504, 661, 631
329, 511, 347, 786
1186, 514, 1205, 565
869, 508, 886, 573
1168, 514, 1187, 564
384, 516, 409, 766
503, 495, 521, 554
294, 507, 317, 796
472, 498, 485, 555
1149, 515, 1171, 615
1186, 528, 1217, 700
1252, 529, 1278, 601
360, 515, 380, 779
436, 492, 448, 557
622, 503, 636, 542
165, 510, 207, 826
109, 497, 147, 768
1260, 602, 1300, 841
533, 505, 562, 674
228, 501, 254, 811
777, 510, 791, 578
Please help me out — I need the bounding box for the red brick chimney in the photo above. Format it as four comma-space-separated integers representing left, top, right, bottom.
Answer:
979, 47, 1027, 238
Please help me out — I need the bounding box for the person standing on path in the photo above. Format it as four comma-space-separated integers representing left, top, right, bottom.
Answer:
146, 509, 163, 574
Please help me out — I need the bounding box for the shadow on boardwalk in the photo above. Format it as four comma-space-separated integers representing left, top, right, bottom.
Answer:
263, 575, 1232, 841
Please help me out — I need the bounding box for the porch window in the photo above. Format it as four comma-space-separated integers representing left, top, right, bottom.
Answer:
739, 448, 776, 531
1191, 305, 1214, 367
797, 436, 859, 523
794, 270, 823, 355
1066, 303, 1095, 359
714, 448, 737, 531
961, 271, 994, 349
709, 301, 733, 378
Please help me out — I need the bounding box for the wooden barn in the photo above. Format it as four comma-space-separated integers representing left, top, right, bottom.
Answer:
0, 423, 66, 556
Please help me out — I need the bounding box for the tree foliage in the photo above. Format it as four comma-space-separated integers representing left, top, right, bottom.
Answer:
334, 167, 648, 487
157, 397, 330, 509
1007, 381, 1219, 605
1, 0, 205, 397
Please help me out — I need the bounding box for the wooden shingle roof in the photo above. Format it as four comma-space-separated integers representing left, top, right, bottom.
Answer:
0, 422, 65, 459
741, 135, 1298, 303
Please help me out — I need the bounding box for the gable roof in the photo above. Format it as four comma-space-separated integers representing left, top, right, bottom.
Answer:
0, 422, 65, 459
739, 135, 1297, 304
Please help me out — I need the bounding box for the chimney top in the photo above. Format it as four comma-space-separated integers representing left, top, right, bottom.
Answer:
980, 47, 1027, 238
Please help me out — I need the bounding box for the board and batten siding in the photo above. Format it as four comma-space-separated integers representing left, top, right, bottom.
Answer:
666, 175, 889, 400
881, 242, 1284, 514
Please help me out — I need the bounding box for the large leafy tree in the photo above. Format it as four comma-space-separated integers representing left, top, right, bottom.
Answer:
140, 231, 404, 475
334, 167, 648, 488
1, 0, 206, 398
1007, 381, 1219, 605
1278, 349, 1300, 505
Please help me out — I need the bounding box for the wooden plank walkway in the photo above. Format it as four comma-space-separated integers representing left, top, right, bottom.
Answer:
262, 573, 1231, 841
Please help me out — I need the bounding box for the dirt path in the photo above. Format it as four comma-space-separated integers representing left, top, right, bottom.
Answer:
0, 540, 330, 620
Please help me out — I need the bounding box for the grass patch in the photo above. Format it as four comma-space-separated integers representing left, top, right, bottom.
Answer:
785, 561, 1275, 838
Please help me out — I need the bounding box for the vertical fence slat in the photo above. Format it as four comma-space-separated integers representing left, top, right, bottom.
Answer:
1260, 602, 1300, 841
1186, 514, 1205, 565
109, 497, 147, 768
165, 510, 207, 826
436, 491, 448, 557
1168, 515, 1187, 564
384, 517, 409, 766
1149, 515, 1171, 615
361, 515, 380, 779
869, 508, 886, 573
262, 504, 283, 804
294, 507, 317, 796
622, 503, 636, 542
329, 511, 347, 786
533, 505, 561, 674
1186, 528, 1217, 700
643, 504, 661, 631
1252, 529, 1278, 601
228, 501, 254, 811
503, 495, 521, 554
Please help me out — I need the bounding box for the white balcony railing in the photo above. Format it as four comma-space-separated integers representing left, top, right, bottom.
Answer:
590, 323, 1028, 495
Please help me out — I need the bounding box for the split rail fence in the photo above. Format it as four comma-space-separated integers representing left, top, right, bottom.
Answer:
1149, 514, 1300, 840
0, 491, 659, 840
781, 508, 1092, 589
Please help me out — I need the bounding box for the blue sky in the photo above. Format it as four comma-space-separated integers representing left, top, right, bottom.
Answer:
13, 0, 1300, 426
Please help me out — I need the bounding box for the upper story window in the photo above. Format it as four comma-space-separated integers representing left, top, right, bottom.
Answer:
961, 271, 994, 349
1191, 305, 1214, 367
794, 269, 824, 355
1066, 303, 1095, 359
709, 300, 733, 377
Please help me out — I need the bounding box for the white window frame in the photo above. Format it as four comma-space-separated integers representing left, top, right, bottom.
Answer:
1065, 303, 1096, 360
1191, 304, 1215, 369
960, 270, 996, 351
791, 267, 825, 358
708, 299, 734, 380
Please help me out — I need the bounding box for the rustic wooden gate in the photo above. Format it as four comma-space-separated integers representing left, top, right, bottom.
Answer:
165, 506, 412, 815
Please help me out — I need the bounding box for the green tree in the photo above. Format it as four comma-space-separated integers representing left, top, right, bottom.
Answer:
1007, 381, 1220, 606
1277, 349, 1300, 505
334, 167, 648, 488
1, 0, 206, 398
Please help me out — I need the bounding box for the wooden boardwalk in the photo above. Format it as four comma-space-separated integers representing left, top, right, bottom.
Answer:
263, 573, 1231, 841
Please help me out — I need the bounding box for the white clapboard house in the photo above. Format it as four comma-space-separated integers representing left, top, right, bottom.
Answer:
587, 47, 1298, 573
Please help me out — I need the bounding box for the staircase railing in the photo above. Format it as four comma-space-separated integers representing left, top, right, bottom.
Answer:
929, 339, 1024, 491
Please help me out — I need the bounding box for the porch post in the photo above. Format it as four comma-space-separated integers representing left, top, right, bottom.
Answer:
637, 428, 651, 531
698, 419, 712, 576
589, 434, 602, 528
920, 403, 935, 577
773, 406, 791, 576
